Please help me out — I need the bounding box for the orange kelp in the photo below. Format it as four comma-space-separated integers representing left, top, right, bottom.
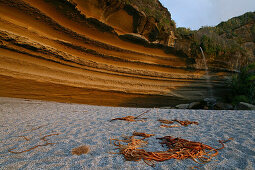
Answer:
110, 110, 150, 122
158, 119, 174, 124
133, 132, 155, 139
158, 119, 198, 128
173, 119, 199, 126
111, 135, 232, 167
8, 134, 59, 154
157, 136, 232, 164
160, 124, 180, 128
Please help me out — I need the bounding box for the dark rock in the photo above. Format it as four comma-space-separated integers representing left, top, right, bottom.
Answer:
136, 11, 147, 34
141, 17, 156, 36
175, 104, 189, 109
204, 98, 217, 104
188, 102, 202, 109
204, 98, 217, 109
236, 102, 255, 110
160, 106, 172, 109
214, 102, 233, 110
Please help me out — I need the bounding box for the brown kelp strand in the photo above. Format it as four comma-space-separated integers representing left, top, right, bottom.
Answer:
173, 119, 199, 126
160, 124, 180, 128
158, 119, 198, 128
110, 110, 150, 122
158, 119, 174, 124
133, 132, 155, 138
23, 124, 48, 132
18, 136, 30, 141
8, 133, 59, 154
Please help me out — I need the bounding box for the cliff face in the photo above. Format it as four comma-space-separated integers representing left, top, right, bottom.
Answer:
72, 0, 175, 45
175, 12, 255, 71
0, 0, 230, 107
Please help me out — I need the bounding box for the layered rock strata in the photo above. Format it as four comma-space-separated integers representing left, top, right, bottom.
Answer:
0, 0, 230, 107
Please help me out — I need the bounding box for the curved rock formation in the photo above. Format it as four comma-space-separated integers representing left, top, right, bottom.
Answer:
0, 0, 230, 107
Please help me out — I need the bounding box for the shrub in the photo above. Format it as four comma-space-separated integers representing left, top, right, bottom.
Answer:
231, 63, 255, 104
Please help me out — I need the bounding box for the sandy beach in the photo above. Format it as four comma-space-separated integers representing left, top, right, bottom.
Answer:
0, 97, 254, 169
1, 1, 254, 169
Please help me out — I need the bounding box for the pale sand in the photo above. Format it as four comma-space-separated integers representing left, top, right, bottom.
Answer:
0, 97, 255, 169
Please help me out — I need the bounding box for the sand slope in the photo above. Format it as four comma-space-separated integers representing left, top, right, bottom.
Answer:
0, 0, 229, 107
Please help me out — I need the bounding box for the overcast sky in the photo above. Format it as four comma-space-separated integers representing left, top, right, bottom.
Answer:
159, 0, 255, 30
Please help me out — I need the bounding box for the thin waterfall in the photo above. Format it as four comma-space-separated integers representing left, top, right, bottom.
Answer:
200, 47, 213, 98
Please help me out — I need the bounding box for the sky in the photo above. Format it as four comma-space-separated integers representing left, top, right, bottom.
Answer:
159, 0, 255, 30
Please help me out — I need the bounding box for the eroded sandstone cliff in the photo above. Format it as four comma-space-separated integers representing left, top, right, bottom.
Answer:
0, 0, 230, 107
71, 0, 176, 45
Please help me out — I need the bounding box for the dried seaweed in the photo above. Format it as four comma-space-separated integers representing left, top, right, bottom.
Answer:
158, 119, 174, 124
72, 145, 90, 155
133, 132, 155, 139
111, 134, 232, 167
18, 136, 30, 141
160, 124, 180, 128
158, 119, 198, 128
8, 133, 59, 154
23, 124, 48, 132
110, 110, 150, 122
157, 136, 232, 164
173, 119, 199, 126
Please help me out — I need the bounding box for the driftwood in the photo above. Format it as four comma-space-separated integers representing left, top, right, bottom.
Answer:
111, 134, 232, 167
110, 110, 150, 122
8, 133, 59, 154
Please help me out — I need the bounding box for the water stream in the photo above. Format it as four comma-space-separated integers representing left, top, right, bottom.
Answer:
200, 47, 214, 98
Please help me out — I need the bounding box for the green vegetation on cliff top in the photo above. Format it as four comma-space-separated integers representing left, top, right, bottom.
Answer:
176, 12, 255, 70
216, 12, 255, 39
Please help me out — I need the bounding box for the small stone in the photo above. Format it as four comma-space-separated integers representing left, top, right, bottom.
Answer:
236, 102, 255, 110
214, 102, 233, 110
159, 107, 172, 109
175, 104, 189, 109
